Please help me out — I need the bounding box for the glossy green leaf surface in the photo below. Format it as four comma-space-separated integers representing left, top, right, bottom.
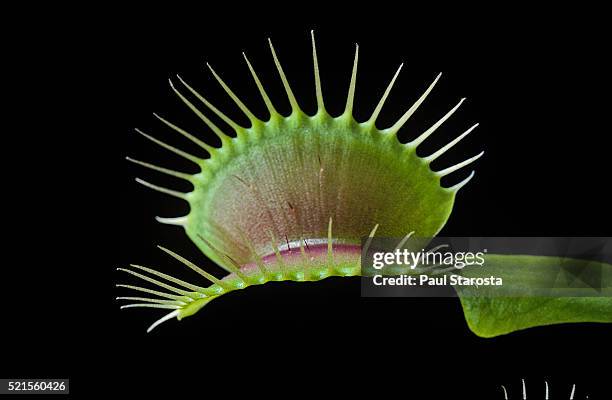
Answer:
456, 254, 612, 337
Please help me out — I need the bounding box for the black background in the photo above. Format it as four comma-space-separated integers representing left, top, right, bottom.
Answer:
4, 5, 611, 399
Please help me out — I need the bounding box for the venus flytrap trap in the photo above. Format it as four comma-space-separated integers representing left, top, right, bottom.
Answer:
118, 31, 612, 336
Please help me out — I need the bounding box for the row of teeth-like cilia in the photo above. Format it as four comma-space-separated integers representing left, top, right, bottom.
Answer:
501, 380, 579, 399
118, 31, 484, 332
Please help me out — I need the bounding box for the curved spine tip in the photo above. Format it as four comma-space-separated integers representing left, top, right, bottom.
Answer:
437, 150, 484, 177
368, 223, 379, 238
394, 231, 415, 251
501, 385, 508, 400
147, 310, 180, 333
155, 215, 188, 226
362, 223, 380, 256
447, 170, 476, 192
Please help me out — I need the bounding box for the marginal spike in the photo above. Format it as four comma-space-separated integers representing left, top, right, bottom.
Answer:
268, 231, 288, 275
409, 98, 466, 148
344, 44, 359, 116
196, 234, 250, 281
242, 52, 279, 116
116, 296, 186, 306
175, 75, 242, 133
155, 215, 188, 226
327, 217, 333, 265
501, 385, 508, 400
169, 78, 232, 142
367, 63, 403, 126
128, 263, 206, 293
437, 151, 484, 177
237, 230, 269, 277
268, 38, 301, 113
117, 267, 193, 297
388, 72, 442, 134
446, 170, 476, 192
522, 379, 526, 400
147, 310, 180, 333
310, 30, 325, 112
427, 244, 450, 254
126, 157, 192, 181
425, 123, 479, 162
153, 113, 216, 154
299, 237, 308, 263
116, 284, 186, 301
545, 380, 549, 400
394, 231, 415, 251
135, 178, 188, 200
569, 383, 575, 399
134, 128, 203, 165
206, 63, 260, 124
362, 223, 379, 257
157, 246, 232, 290
120, 303, 181, 310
